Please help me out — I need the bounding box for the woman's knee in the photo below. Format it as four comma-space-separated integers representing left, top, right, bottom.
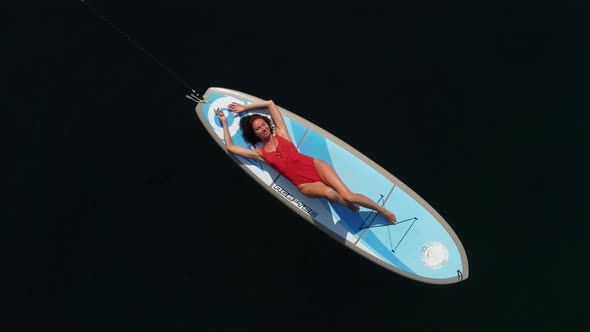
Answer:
328, 188, 355, 203
339, 191, 355, 203
322, 187, 340, 201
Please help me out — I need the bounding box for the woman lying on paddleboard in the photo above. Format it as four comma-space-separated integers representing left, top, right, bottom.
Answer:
215, 100, 397, 224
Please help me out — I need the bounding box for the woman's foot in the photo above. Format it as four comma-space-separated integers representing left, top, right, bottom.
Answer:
382, 210, 397, 224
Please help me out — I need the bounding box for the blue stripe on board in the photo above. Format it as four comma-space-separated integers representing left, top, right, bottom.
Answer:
284, 117, 308, 146
360, 230, 415, 274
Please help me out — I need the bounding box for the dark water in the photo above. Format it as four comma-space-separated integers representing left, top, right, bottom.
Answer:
7, 1, 588, 331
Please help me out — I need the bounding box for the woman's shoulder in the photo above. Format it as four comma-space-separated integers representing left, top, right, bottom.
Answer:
252, 147, 266, 160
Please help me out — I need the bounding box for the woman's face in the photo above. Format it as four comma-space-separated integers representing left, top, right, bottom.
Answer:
252, 118, 271, 140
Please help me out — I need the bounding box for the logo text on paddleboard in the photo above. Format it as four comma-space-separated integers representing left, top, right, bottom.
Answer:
272, 184, 318, 217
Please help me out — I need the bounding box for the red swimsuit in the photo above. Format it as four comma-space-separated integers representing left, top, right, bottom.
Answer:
260, 135, 322, 186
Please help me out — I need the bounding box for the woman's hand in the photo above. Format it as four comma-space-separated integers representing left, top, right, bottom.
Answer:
228, 102, 246, 114
214, 108, 227, 124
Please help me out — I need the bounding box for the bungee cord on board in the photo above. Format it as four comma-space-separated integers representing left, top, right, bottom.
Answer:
355, 193, 419, 253
80, 0, 208, 104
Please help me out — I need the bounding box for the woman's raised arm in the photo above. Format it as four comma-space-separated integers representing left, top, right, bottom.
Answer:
215, 108, 264, 161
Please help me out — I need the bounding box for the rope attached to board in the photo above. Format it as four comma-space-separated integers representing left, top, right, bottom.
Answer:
186, 91, 210, 104
80, 0, 206, 104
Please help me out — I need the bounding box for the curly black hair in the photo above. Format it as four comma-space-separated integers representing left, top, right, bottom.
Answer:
239, 114, 275, 146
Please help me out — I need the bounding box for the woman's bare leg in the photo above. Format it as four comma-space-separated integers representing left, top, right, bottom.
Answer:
300, 159, 396, 224
298, 182, 359, 211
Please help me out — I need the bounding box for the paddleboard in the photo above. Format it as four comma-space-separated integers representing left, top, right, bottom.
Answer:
194, 87, 469, 284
